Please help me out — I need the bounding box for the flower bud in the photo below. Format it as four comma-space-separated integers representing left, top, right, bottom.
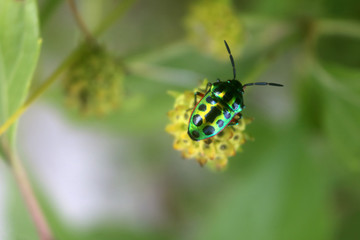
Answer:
64, 44, 124, 116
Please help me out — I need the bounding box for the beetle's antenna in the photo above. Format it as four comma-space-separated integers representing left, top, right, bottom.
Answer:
224, 40, 236, 80
243, 82, 283, 89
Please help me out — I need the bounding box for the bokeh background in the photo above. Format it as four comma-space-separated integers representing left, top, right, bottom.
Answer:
1, 0, 360, 239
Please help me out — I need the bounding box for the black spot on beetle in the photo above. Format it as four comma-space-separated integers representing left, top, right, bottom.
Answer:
193, 114, 203, 126
205, 106, 221, 123
198, 104, 207, 111
224, 110, 231, 119
232, 102, 239, 110
223, 91, 233, 103
216, 119, 224, 128
203, 125, 215, 136
206, 96, 216, 104
191, 130, 200, 138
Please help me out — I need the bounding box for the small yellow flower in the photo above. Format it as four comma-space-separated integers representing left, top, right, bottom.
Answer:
184, 0, 245, 60
166, 79, 252, 170
63, 44, 124, 116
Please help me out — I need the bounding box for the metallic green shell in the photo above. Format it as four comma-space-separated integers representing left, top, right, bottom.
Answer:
188, 81, 244, 141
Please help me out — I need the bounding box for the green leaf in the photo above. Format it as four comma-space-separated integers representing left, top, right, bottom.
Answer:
0, 0, 41, 142
317, 35, 360, 69
321, 64, 360, 170
195, 131, 334, 240
39, 0, 62, 28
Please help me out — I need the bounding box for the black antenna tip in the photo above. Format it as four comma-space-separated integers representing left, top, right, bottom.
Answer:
269, 83, 284, 87
224, 40, 231, 53
243, 82, 284, 88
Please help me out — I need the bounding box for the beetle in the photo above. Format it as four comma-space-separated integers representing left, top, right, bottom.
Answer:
187, 40, 283, 141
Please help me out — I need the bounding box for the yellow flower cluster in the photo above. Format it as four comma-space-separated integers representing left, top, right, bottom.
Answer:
63, 44, 124, 116
166, 80, 252, 170
184, 0, 244, 60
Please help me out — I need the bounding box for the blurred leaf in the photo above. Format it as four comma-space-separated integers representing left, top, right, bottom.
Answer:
323, 63, 360, 93
323, 0, 360, 20
195, 130, 334, 240
297, 74, 325, 133
39, 0, 62, 28
0, 0, 41, 142
321, 64, 360, 170
251, 0, 323, 18
338, 210, 360, 240
0, 0, 40, 237
335, 185, 360, 240
75, 225, 171, 240
317, 35, 360, 69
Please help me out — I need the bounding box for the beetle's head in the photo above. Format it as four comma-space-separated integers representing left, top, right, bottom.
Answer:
227, 80, 244, 93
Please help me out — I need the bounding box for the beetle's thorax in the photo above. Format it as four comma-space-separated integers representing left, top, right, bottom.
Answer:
210, 80, 244, 112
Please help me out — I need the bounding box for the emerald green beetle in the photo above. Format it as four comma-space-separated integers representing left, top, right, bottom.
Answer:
188, 40, 283, 141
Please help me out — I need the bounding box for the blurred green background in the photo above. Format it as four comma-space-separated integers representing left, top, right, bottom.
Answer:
1, 0, 360, 239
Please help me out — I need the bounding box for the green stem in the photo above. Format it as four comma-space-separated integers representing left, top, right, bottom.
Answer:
1, 138, 55, 240
67, 0, 97, 44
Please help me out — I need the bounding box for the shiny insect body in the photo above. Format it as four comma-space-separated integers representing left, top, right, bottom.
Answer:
188, 41, 283, 141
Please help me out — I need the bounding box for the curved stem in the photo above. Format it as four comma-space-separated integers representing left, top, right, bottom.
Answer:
67, 0, 96, 44
1, 138, 55, 240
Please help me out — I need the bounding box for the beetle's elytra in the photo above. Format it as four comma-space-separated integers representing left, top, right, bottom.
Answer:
188, 40, 283, 141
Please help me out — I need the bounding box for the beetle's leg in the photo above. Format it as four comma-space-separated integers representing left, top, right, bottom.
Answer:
193, 92, 205, 107
228, 121, 239, 126
228, 113, 242, 126
186, 92, 205, 112
187, 82, 212, 111
198, 82, 212, 93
